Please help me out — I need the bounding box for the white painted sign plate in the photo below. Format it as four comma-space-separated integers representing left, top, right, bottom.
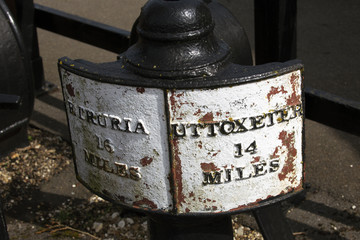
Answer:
60, 67, 303, 215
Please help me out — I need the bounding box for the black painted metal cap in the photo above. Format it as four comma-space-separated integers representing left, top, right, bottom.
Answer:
124, 0, 230, 79
138, 0, 214, 41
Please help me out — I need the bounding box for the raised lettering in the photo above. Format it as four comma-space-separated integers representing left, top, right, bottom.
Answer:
96, 136, 114, 153
253, 161, 267, 177
250, 115, 266, 130
280, 109, 289, 122
123, 118, 132, 133
269, 159, 280, 173
84, 149, 96, 165
102, 159, 113, 173
115, 162, 128, 177
129, 167, 142, 180
84, 149, 113, 173
203, 171, 222, 185
97, 115, 107, 127
171, 104, 302, 138
67, 103, 149, 134
224, 169, 232, 183
78, 106, 86, 120
235, 167, 252, 180
199, 158, 284, 185
172, 123, 186, 137
292, 104, 303, 118
83, 149, 142, 181
245, 141, 257, 154
68, 101, 76, 116
220, 121, 235, 135
234, 143, 243, 158
274, 110, 287, 123
111, 117, 121, 130
188, 123, 202, 137
234, 118, 248, 133
103, 139, 114, 153
206, 123, 218, 137
86, 109, 97, 125
135, 120, 148, 134
267, 112, 275, 127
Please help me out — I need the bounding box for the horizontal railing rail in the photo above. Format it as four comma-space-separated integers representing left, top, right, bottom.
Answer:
33, 4, 360, 137
34, 4, 130, 54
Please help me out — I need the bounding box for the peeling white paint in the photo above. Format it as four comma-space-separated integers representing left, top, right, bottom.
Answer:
60, 67, 303, 215
60, 69, 172, 211
167, 71, 303, 213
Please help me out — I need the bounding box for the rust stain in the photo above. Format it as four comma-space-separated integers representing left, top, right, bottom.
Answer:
251, 156, 261, 164
66, 84, 75, 97
169, 90, 179, 121
193, 109, 202, 116
199, 112, 214, 123
133, 197, 158, 209
270, 147, 280, 159
267, 86, 288, 101
229, 198, 263, 212
176, 92, 185, 98
212, 206, 218, 211
171, 138, 186, 209
169, 90, 188, 121
207, 150, 221, 158
197, 141, 203, 149
228, 193, 284, 212
266, 195, 276, 200
286, 73, 301, 106
140, 157, 153, 167
278, 131, 297, 183
189, 192, 195, 198
212, 150, 221, 157
169, 90, 176, 107
136, 87, 145, 93
294, 181, 303, 191
200, 162, 220, 172
185, 208, 191, 213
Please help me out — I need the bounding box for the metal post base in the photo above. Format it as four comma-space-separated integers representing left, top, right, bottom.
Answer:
253, 203, 294, 240
148, 215, 233, 240
0, 200, 9, 240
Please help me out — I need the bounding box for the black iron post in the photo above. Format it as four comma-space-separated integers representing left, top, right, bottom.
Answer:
149, 216, 233, 240
58, 1, 304, 240
253, 2, 298, 238
253, 203, 294, 240
254, 0, 297, 64
0, 200, 9, 240
5, 0, 52, 95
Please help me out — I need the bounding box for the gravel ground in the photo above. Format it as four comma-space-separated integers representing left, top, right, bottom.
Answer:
1, 127, 264, 240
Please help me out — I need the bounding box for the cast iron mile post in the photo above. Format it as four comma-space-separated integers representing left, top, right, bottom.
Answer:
59, 0, 303, 239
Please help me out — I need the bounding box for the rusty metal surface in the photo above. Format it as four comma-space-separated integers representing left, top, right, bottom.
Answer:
168, 70, 303, 214
60, 64, 303, 215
